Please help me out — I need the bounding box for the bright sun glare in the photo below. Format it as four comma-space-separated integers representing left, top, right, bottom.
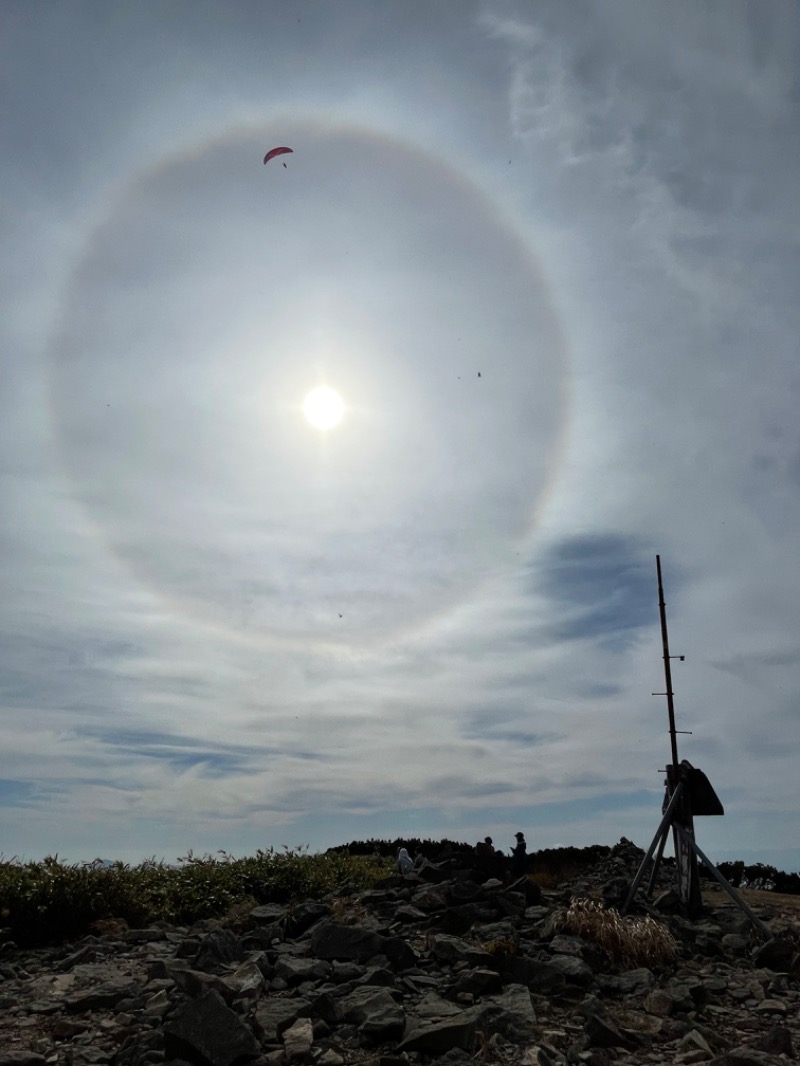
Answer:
303, 386, 345, 431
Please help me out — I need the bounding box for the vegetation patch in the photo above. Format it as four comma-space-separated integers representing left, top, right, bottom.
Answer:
330, 894, 368, 925
560, 897, 677, 969
478, 935, 519, 960
0, 848, 392, 948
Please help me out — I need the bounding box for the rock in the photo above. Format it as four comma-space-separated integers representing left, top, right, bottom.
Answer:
546, 953, 595, 986
549, 933, 585, 956
653, 887, 684, 913
167, 965, 223, 1000
329, 960, 362, 982
723, 933, 750, 953
708, 1050, 788, 1065
64, 979, 141, 1012
285, 901, 330, 937
274, 955, 329, 985
431, 934, 484, 965
518, 1048, 558, 1066
397, 1013, 479, 1054
225, 959, 266, 1000
450, 967, 502, 996
122, 928, 167, 944
754, 997, 787, 1014
142, 988, 170, 1017
317, 1052, 344, 1066
354, 964, 394, 987
583, 1012, 636, 1050
394, 904, 426, 923
614, 1008, 664, 1037
601, 878, 631, 909
380, 935, 417, 971
643, 987, 676, 1015
191, 928, 244, 973
594, 967, 655, 996
253, 997, 312, 1042
163, 989, 260, 1066
0, 838, 798, 1066
500, 954, 566, 994
475, 983, 537, 1036
753, 1025, 794, 1055
57, 943, 101, 970
421, 993, 467, 1020
309, 919, 383, 962
336, 986, 405, 1043
679, 1028, 714, 1055
249, 903, 287, 923
49, 1017, 91, 1039
282, 1016, 314, 1061
752, 937, 795, 972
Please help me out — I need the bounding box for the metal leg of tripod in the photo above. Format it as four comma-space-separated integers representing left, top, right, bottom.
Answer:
646, 821, 670, 896
672, 824, 772, 940
622, 783, 684, 915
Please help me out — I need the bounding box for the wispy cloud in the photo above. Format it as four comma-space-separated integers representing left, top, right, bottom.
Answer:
533, 534, 655, 649
0, 1, 798, 870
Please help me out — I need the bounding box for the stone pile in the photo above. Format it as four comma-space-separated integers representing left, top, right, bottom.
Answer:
0, 841, 797, 1066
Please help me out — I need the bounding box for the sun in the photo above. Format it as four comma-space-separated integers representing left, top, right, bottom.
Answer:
302, 386, 344, 431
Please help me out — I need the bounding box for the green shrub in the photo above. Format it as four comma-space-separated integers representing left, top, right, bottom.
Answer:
0, 848, 392, 947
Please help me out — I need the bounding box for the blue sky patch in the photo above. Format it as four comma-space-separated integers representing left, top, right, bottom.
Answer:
535, 534, 658, 650
0, 779, 34, 806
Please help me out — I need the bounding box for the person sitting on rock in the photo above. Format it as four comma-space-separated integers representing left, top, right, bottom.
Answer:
396, 847, 414, 875
510, 831, 527, 879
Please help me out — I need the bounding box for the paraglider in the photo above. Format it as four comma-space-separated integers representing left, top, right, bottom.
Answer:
263, 146, 293, 165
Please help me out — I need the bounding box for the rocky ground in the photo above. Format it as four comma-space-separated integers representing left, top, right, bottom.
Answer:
0, 839, 797, 1066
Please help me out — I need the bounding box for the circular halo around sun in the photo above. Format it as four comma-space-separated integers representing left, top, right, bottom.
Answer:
303, 386, 344, 430
47, 122, 567, 647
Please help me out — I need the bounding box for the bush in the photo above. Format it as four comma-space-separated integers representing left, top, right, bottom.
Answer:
0, 848, 392, 948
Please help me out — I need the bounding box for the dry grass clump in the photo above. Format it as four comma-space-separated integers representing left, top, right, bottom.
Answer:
330, 895, 368, 925
479, 935, 519, 959
560, 897, 677, 969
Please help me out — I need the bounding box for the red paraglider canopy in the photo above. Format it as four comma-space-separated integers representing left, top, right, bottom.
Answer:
263, 146, 293, 165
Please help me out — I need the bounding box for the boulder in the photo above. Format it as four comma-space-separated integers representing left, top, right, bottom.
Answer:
336, 986, 405, 1043
192, 928, 244, 974
282, 1017, 314, 1061
309, 919, 383, 962
2, 838, 798, 1066
163, 989, 259, 1066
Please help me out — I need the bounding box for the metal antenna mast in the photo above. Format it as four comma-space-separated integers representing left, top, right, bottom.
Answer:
657, 554, 680, 770
622, 556, 771, 938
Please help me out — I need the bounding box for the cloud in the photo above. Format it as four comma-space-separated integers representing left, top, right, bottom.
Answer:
533, 534, 656, 649
0, 1, 798, 873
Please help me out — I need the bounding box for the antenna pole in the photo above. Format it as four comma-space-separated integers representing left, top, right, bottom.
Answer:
623, 559, 773, 937
657, 554, 680, 769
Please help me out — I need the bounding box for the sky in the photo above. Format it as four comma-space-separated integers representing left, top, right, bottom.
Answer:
2, 0, 799, 871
